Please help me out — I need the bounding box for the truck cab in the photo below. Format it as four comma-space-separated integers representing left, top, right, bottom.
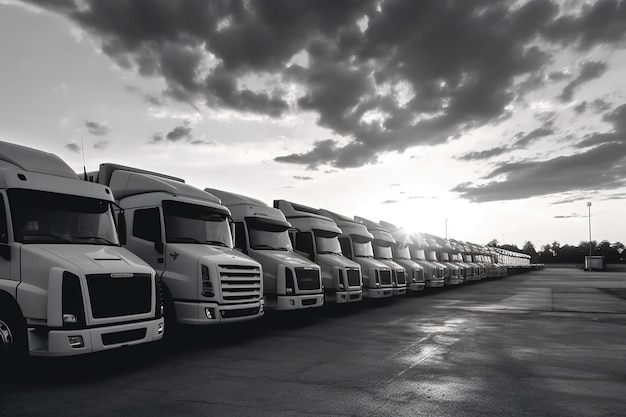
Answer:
379, 221, 426, 292
274, 200, 362, 304
424, 235, 460, 286
89, 164, 264, 327
411, 233, 446, 288
0, 142, 164, 357
354, 216, 407, 296
206, 189, 324, 310
317, 209, 393, 299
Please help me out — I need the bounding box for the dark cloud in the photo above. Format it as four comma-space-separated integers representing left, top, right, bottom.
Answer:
542, 0, 626, 49
591, 98, 612, 113
513, 126, 554, 148
85, 120, 109, 136
554, 213, 584, 218
189, 140, 216, 146
65, 143, 80, 153
28, 0, 626, 170
573, 101, 588, 114
93, 140, 109, 150
458, 146, 510, 161
166, 125, 192, 141
551, 195, 589, 205
559, 60, 608, 102
452, 143, 626, 202
293, 175, 313, 181
602, 192, 626, 201
149, 121, 193, 144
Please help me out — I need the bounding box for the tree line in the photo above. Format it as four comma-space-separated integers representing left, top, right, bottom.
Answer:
486, 239, 625, 265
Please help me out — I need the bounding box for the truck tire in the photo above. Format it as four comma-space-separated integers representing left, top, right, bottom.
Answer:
0, 304, 27, 361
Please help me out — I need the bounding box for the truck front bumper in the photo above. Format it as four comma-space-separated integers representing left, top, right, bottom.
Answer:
408, 282, 426, 291
364, 288, 393, 298
29, 318, 164, 357
175, 300, 264, 325
273, 294, 324, 310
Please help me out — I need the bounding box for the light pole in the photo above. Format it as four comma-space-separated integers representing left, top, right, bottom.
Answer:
587, 202, 592, 259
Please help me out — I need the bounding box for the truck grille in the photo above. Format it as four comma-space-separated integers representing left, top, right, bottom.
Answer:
218, 264, 262, 303
86, 273, 152, 318
395, 270, 406, 285
379, 269, 391, 285
295, 268, 321, 290
346, 268, 361, 286
415, 269, 425, 282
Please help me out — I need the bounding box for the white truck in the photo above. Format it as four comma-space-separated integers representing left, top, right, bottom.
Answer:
317, 209, 393, 299
410, 233, 446, 288
206, 189, 324, 310
354, 216, 407, 296
378, 221, 426, 292
88, 164, 264, 327
0, 142, 164, 358
274, 199, 363, 304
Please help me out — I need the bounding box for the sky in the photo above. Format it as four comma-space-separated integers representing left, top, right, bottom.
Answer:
1, 0, 626, 250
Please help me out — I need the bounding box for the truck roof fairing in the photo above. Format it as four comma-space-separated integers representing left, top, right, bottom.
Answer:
208, 188, 291, 228
96, 164, 220, 204
317, 209, 374, 240
274, 200, 342, 235
0, 140, 79, 179
354, 216, 396, 246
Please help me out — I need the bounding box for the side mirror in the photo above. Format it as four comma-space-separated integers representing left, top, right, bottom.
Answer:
154, 240, 164, 254
0, 243, 10, 261
117, 211, 127, 246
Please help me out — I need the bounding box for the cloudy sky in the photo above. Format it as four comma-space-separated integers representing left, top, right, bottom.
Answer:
2, 0, 626, 249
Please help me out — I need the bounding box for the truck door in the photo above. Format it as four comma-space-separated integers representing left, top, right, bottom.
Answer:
0, 194, 11, 283
128, 207, 165, 275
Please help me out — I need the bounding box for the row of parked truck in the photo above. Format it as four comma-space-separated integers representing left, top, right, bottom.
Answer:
0, 141, 533, 359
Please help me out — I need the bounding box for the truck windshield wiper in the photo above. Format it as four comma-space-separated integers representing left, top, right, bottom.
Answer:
251, 244, 278, 250
203, 240, 229, 247
168, 236, 203, 243
71, 235, 116, 245
317, 251, 342, 255
355, 255, 374, 258
22, 233, 71, 243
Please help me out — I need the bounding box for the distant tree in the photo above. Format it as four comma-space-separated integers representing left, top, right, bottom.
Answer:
522, 241, 539, 263
500, 243, 520, 251
487, 239, 499, 247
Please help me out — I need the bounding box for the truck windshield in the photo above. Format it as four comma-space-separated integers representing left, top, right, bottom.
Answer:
411, 248, 426, 260
442, 252, 450, 261
247, 218, 292, 251
163, 200, 232, 247
373, 244, 393, 259
9, 189, 119, 245
315, 235, 342, 255
395, 245, 411, 259
426, 250, 438, 261
353, 241, 374, 257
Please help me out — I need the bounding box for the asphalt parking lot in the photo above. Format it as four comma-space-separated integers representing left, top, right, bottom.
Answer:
2, 268, 626, 417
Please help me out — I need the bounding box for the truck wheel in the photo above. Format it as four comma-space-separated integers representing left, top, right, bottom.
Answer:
0, 306, 27, 360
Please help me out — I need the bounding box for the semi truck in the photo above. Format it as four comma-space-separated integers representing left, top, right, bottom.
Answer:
354, 216, 408, 296
317, 209, 393, 298
411, 233, 447, 287
426, 234, 464, 285
273, 199, 363, 304
87, 164, 264, 327
0, 142, 164, 358
206, 189, 324, 310
379, 221, 426, 292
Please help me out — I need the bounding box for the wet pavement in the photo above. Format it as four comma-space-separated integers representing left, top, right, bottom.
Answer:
2, 268, 626, 416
